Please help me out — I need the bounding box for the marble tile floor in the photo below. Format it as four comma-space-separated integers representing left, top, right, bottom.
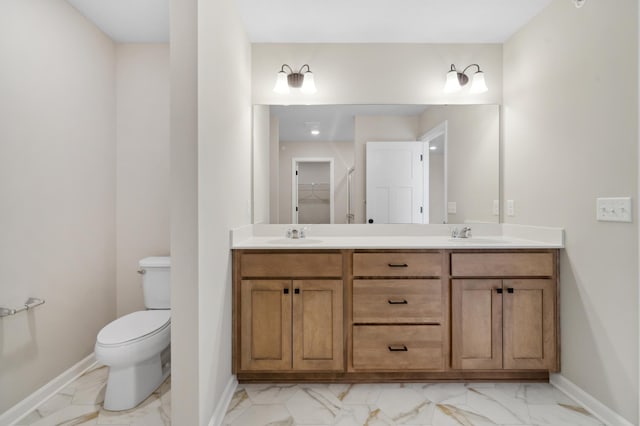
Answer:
13, 368, 603, 426
223, 382, 604, 426
15, 364, 171, 426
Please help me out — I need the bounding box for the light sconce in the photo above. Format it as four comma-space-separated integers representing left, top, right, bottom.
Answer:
443, 64, 488, 94
273, 64, 317, 94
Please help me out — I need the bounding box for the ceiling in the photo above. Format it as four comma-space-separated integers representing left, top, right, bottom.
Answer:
64, 0, 552, 44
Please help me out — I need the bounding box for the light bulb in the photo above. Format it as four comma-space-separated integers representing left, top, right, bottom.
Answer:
310, 129, 320, 136
469, 71, 488, 94
273, 71, 289, 94
300, 72, 317, 94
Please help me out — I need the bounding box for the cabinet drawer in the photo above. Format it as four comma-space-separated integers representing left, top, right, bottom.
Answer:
353, 325, 443, 370
353, 279, 442, 324
353, 253, 441, 277
240, 253, 343, 278
451, 253, 554, 277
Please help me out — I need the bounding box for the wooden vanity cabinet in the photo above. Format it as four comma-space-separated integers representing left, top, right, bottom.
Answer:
451, 252, 558, 372
234, 252, 344, 373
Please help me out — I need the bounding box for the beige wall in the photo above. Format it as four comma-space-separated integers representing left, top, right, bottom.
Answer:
197, 0, 252, 423
252, 105, 271, 224
116, 44, 170, 316
252, 44, 503, 105
0, 0, 116, 413
504, 0, 638, 423
420, 105, 500, 224
278, 141, 355, 224
169, 0, 200, 423
354, 116, 420, 223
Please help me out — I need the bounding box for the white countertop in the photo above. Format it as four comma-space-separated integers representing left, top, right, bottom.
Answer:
231, 224, 564, 249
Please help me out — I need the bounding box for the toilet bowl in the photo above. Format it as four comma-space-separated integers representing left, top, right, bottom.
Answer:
96, 310, 171, 411
95, 256, 171, 411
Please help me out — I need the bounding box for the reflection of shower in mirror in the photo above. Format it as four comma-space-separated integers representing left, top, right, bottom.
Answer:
347, 166, 355, 224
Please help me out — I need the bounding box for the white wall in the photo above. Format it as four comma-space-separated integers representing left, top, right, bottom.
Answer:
504, 0, 638, 423
420, 105, 500, 224
278, 141, 354, 224
0, 0, 116, 413
252, 44, 503, 105
197, 0, 252, 425
354, 116, 419, 223
116, 44, 170, 316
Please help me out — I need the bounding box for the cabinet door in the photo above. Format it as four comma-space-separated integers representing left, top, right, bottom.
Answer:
240, 280, 292, 371
452, 279, 503, 369
503, 279, 556, 370
293, 280, 344, 371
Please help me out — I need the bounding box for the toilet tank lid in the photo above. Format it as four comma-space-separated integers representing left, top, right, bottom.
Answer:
139, 256, 171, 268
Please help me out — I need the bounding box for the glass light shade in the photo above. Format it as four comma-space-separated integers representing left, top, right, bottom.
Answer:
443, 70, 461, 93
273, 71, 290, 94
469, 71, 488, 94
300, 72, 317, 94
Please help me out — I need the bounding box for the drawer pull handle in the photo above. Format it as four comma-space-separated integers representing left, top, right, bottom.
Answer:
388, 263, 408, 268
388, 299, 408, 305
388, 345, 408, 352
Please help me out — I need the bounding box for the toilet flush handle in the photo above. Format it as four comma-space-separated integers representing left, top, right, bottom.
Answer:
137, 269, 146, 274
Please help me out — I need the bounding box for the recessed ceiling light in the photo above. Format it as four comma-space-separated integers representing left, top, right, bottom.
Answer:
310, 129, 320, 136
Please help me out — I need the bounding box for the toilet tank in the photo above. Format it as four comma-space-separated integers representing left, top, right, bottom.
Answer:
139, 256, 171, 309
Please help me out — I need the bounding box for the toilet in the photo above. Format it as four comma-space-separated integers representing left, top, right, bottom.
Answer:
95, 256, 171, 411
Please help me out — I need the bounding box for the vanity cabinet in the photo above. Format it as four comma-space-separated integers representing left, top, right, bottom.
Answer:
350, 251, 446, 371
234, 252, 344, 373
233, 248, 559, 381
451, 252, 558, 371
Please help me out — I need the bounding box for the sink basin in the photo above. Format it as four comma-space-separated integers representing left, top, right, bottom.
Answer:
267, 238, 324, 245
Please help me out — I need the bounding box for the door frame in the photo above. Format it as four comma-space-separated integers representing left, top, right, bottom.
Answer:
419, 121, 448, 224
291, 157, 335, 224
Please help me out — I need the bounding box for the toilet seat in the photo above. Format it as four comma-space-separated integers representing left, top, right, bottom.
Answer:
97, 310, 170, 347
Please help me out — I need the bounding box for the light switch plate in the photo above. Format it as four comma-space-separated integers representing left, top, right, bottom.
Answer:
507, 200, 515, 216
492, 200, 500, 216
448, 202, 457, 214
597, 197, 632, 222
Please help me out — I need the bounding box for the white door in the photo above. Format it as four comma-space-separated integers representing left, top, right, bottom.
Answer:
366, 141, 426, 224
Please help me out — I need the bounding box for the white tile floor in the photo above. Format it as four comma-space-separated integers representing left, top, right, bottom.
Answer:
222, 382, 603, 426
15, 367, 602, 426
16, 364, 170, 426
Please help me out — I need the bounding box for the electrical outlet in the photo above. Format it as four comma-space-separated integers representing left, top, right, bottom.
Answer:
507, 200, 515, 216
596, 197, 632, 222
447, 202, 457, 214
492, 200, 500, 216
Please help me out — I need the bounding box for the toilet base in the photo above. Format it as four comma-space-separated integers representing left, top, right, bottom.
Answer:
103, 345, 171, 411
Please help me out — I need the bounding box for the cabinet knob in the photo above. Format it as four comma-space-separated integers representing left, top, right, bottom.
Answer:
388, 345, 408, 352
507, 288, 514, 294
496, 288, 503, 294
294, 288, 300, 294
283, 288, 289, 294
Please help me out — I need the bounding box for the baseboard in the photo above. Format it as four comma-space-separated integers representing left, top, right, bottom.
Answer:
208, 375, 238, 426
550, 373, 634, 426
0, 353, 97, 426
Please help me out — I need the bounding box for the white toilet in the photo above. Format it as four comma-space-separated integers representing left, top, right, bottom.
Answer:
95, 256, 171, 411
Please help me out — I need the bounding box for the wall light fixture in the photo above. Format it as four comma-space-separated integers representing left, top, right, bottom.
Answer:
443, 64, 488, 94
273, 64, 317, 94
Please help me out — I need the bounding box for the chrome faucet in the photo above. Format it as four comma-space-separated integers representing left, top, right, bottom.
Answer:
285, 226, 308, 239
451, 226, 472, 239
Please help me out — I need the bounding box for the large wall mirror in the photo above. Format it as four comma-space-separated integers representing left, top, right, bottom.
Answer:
252, 104, 500, 225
